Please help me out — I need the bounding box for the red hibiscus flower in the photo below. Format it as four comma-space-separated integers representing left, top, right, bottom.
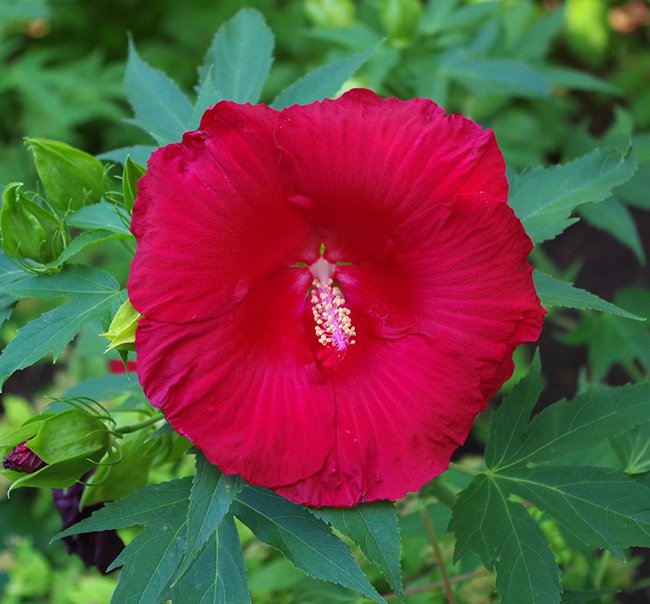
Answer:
128, 89, 544, 507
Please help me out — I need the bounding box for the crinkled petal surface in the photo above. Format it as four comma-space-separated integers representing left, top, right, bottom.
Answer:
130, 89, 545, 507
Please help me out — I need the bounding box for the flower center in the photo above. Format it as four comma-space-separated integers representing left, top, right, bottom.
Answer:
310, 277, 356, 367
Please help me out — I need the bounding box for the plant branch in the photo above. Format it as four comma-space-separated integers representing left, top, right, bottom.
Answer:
383, 570, 490, 601
114, 415, 163, 436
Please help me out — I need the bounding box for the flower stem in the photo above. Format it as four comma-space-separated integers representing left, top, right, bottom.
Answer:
114, 415, 163, 436
420, 509, 457, 604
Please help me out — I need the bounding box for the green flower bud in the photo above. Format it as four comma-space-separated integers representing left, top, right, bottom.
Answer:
1, 409, 112, 491
25, 138, 106, 215
0, 183, 68, 263
101, 299, 140, 352
380, 0, 423, 47
305, 0, 355, 28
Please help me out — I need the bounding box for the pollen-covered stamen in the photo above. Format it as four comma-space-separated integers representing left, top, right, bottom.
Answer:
310, 278, 356, 365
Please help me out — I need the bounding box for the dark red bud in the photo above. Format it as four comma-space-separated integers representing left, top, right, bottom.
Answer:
2, 442, 46, 474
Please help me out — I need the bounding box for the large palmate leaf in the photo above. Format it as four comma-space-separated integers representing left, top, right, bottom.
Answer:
54, 478, 192, 538
176, 453, 243, 581
451, 475, 561, 604
232, 487, 385, 604
0, 293, 118, 388
314, 503, 403, 600
198, 8, 274, 105
496, 382, 650, 469
500, 467, 650, 557
124, 38, 194, 146
533, 271, 641, 320
272, 44, 379, 109
168, 516, 250, 604
509, 148, 637, 243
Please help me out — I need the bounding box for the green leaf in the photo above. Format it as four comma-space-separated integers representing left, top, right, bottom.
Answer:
24, 138, 106, 214
98, 145, 155, 167
562, 289, 650, 380
579, 198, 645, 264
233, 487, 384, 603
109, 516, 187, 604
543, 66, 621, 95
53, 478, 191, 539
533, 271, 643, 319
66, 200, 131, 235
0, 264, 118, 298
451, 475, 561, 604
498, 383, 650, 468
169, 516, 251, 604
122, 156, 146, 213
272, 44, 379, 109
80, 431, 156, 509
485, 353, 543, 469
125, 38, 194, 145
176, 453, 243, 581
313, 503, 403, 601
193, 66, 216, 126
611, 423, 650, 475
49, 229, 129, 268
510, 149, 637, 244
441, 53, 551, 98
199, 8, 274, 104
0, 292, 116, 389
561, 589, 617, 604
499, 466, 650, 556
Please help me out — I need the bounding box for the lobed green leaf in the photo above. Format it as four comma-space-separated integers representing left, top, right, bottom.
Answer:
510, 148, 637, 244
233, 486, 385, 603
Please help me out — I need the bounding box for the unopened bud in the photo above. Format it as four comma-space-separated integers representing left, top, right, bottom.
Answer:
380, 0, 423, 47
0, 183, 68, 263
305, 0, 355, 28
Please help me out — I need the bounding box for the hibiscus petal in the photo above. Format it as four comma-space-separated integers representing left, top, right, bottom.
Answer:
336, 195, 544, 401
129, 102, 312, 324
275, 322, 484, 507
135, 268, 336, 486
274, 88, 506, 263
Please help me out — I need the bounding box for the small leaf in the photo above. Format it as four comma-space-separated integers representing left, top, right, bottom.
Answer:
451, 475, 560, 604
125, 38, 194, 145
199, 8, 274, 104
169, 515, 251, 604
53, 478, 191, 539
313, 503, 403, 601
122, 156, 147, 213
66, 200, 131, 235
533, 271, 642, 320
499, 383, 650, 468
499, 466, 650, 556
510, 149, 637, 244
50, 229, 129, 268
272, 44, 380, 109
233, 487, 385, 603
485, 352, 543, 469
175, 453, 243, 581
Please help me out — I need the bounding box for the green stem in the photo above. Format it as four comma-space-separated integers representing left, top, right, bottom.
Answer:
421, 509, 456, 604
421, 478, 458, 507
114, 415, 163, 436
